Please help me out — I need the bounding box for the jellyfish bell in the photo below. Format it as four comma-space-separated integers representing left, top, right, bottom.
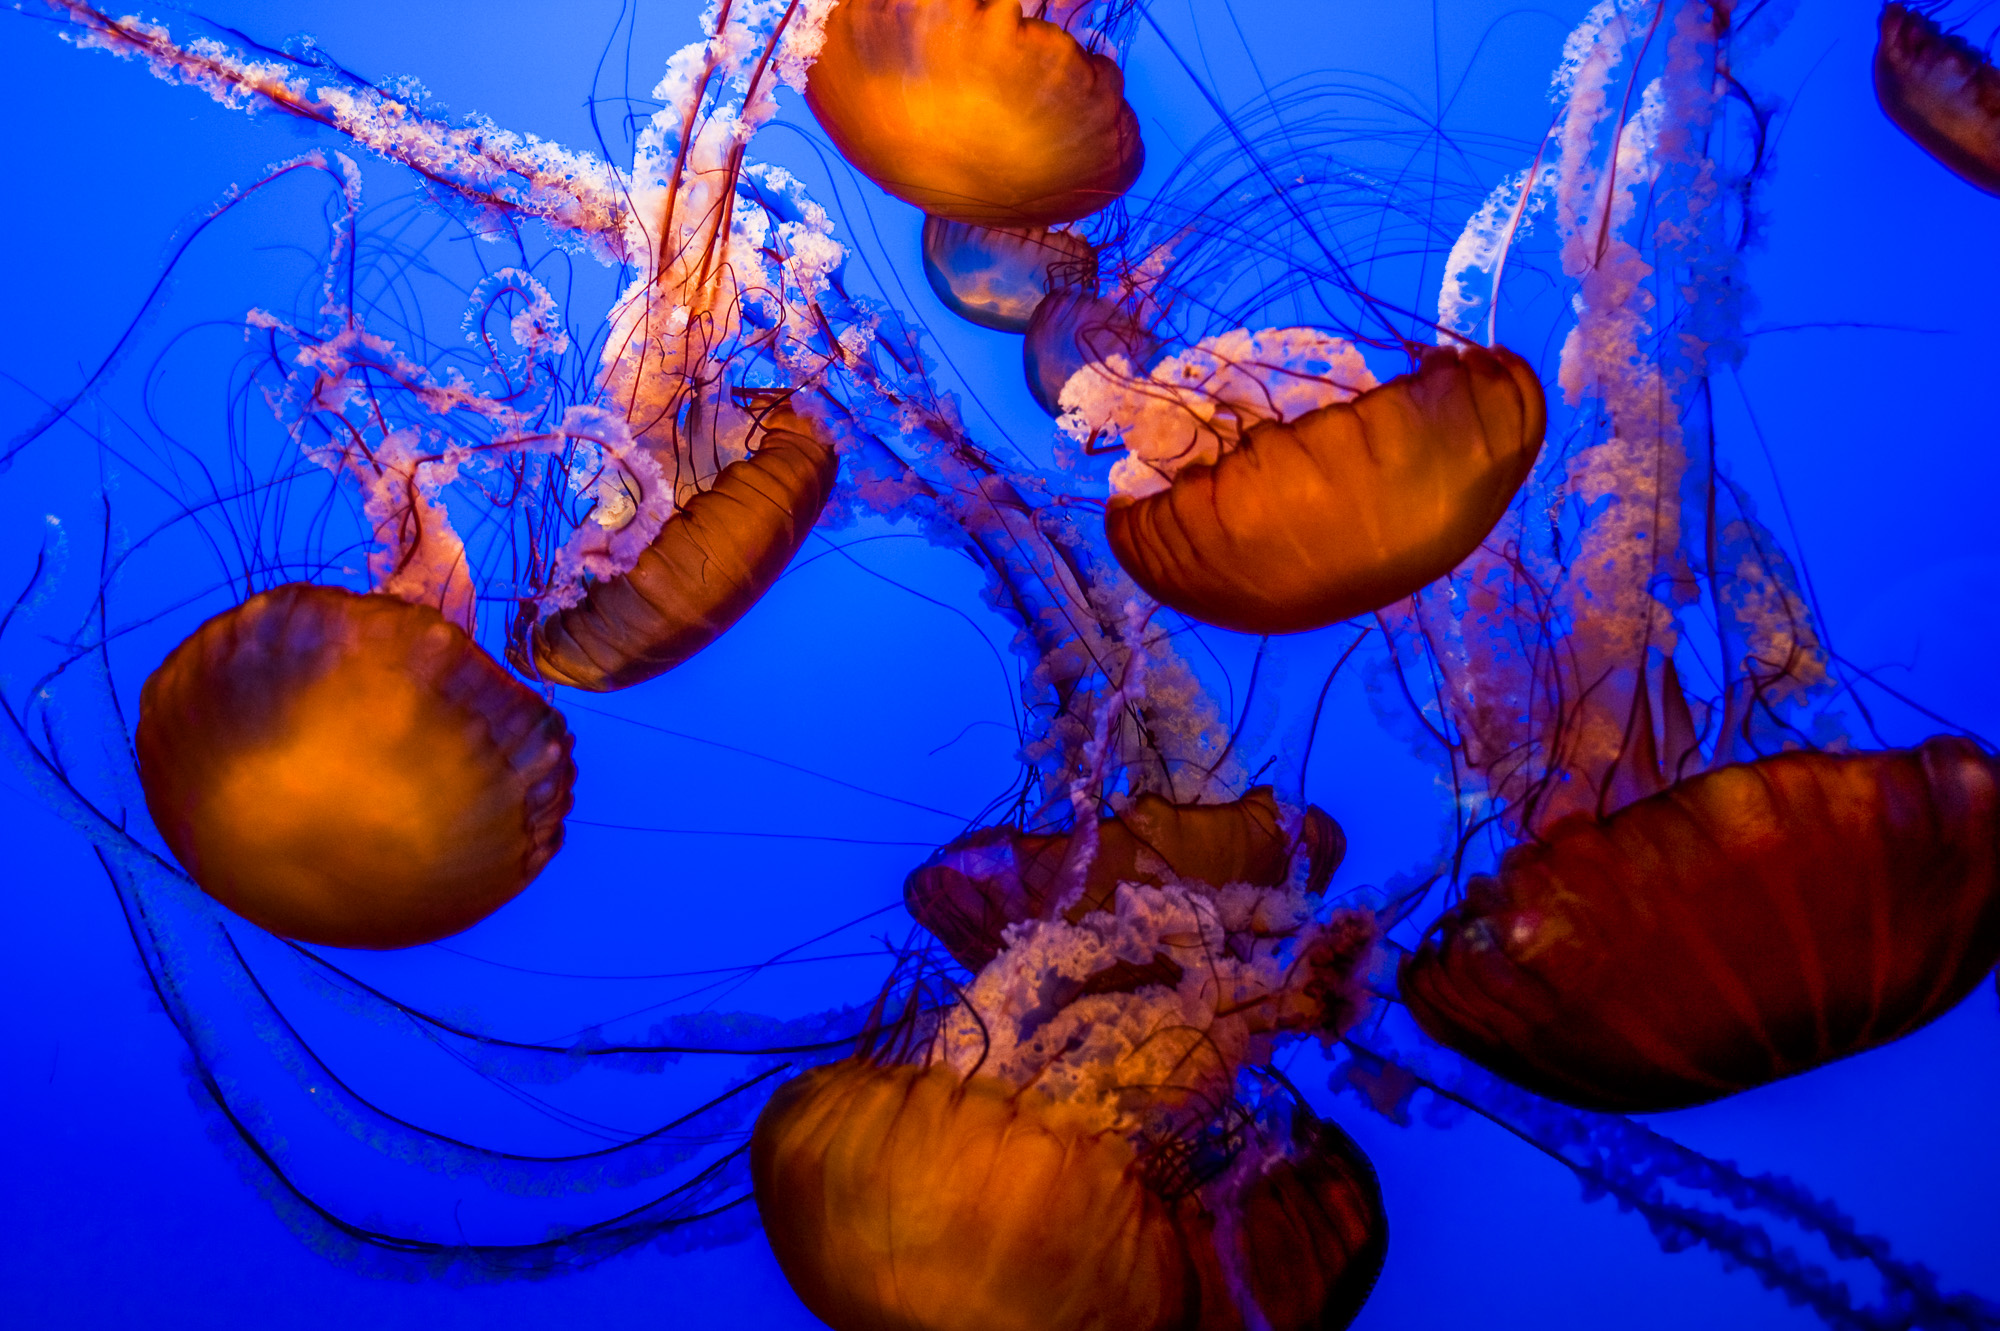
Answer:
921, 215, 1098, 332
803, 0, 1145, 227
1400, 736, 2000, 1113
1023, 289, 1162, 416
136, 583, 576, 950
753, 1060, 1207, 1331
511, 407, 839, 692
755, 869, 1382, 1331
904, 786, 1346, 971
1874, 2, 2000, 197
1085, 338, 1546, 636
1219, 1107, 1388, 1331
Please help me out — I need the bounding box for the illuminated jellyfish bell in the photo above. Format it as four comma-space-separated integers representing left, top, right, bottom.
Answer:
921, 215, 1098, 332
803, 0, 1145, 227
512, 407, 839, 691
1401, 731, 2000, 1112
905, 785, 1346, 970
1874, 2, 2000, 197
754, 1061, 1203, 1328
1063, 329, 1546, 635
136, 584, 574, 949
753, 874, 1386, 1331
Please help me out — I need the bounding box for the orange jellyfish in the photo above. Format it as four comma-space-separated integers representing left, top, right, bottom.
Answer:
754, 1061, 1206, 1330
1387, 0, 2000, 1113
753, 1065, 1386, 1331
803, 0, 1145, 227
905, 786, 1345, 970
505, 6, 855, 692
1401, 737, 2000, 1112
753, 869, 1383, 1331
512, 408, 838, 691
921, 216, 1098, 332
1077, 339, 1546, 636
136, 583, 575, 950
1874, 2, 2000, 197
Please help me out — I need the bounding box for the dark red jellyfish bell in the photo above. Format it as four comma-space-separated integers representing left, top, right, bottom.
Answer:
921, 215, 1098, 332
1219, 1109, 1388, 1331
1400, 738, 2000, 1112
905, 787, 1346, 970
515, 408, 838, 691
136, 583, 575, 950
1022, 289, 1161, 416
1105, 343, 1546, 636
803, 0, 1145, 227
1874, 3, 2000, 196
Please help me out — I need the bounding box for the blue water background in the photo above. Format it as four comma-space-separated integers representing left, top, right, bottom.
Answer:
1, 0, 1995, 1326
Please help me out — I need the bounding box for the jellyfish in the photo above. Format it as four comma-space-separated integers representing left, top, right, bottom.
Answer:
921, 216, 1098, 333
122, 190, 580, 948
1021, 288, 1161, 415
1384, 0, 2000, 1113
137, 583, 574, 948
1084, 339, 1546, 636
753, 1065, 1387, 1331
516, 406, 839, 691
754, 816, 1385, 1331
1874, 2, 2000, 197
1403, 738, 2000, 1111
497, 9, 855, 691
905, 785, 1346, 970
1023, 86, 1548, 635
801, 0, 1145, 227
748, 515, 1387, 1327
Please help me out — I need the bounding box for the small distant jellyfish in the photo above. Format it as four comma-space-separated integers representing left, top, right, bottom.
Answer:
137, 584, 575, 949
921, 215, 1098, 332
753, 870, 1385, 1331
1022, 288, 1161, 416
803, 0, 1146, 227
1874, 2, 2000, 197
1066, 334, 1546, 635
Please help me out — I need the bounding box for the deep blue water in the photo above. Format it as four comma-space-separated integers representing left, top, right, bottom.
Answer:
1, 0, 1996, 1327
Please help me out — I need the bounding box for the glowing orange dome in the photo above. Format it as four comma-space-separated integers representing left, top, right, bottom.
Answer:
137, 583, 574, 949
